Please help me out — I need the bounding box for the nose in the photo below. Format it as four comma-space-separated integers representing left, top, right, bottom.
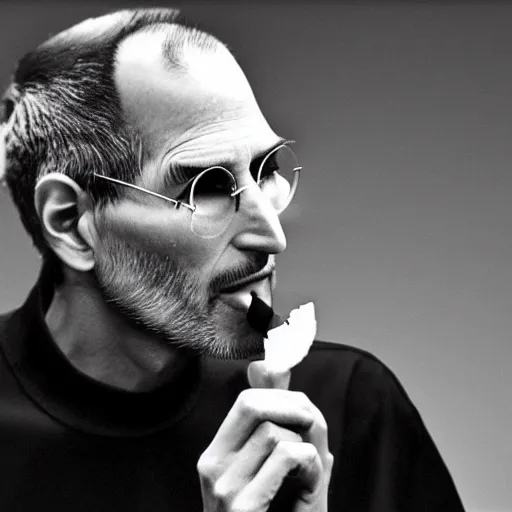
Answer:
231, 184, 287, 254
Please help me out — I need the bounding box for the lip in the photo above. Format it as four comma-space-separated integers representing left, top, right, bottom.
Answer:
217, 259, 275, 294
217, 274, 273, 312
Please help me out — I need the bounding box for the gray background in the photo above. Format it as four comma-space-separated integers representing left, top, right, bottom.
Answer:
0, 1, 510, 511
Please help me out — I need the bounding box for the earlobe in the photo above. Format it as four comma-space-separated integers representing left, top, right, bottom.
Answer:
34, 173, 96, 272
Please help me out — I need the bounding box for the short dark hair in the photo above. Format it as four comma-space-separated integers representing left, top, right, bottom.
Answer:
0, 8, 222, 256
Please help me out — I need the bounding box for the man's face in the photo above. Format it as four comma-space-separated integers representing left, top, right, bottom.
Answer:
92, 30, 287, 359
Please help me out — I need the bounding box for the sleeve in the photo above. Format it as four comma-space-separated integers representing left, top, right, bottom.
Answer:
330, 356, 467, 511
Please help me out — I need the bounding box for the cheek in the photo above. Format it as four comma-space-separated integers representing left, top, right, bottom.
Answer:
97, 201, 223, 273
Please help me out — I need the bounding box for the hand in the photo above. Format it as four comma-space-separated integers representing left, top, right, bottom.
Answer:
197, 361, 333, 511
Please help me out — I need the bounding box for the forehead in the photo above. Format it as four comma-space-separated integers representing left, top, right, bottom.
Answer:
114, 28, 281, 175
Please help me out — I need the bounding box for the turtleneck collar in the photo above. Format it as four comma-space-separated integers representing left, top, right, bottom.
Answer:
0, 262, 203, 437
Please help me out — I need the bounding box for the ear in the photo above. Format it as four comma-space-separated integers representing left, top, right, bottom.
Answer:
34, 173, 97, 272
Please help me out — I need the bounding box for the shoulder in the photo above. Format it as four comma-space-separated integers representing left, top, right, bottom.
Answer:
311, 344, 466, 510
306, 339, 412, 387
0, 306, 22, 347
290, 341, 429, 461
297, 339, 405, 391
0, 307, 22, 365
306, 339, 392, 370
294, 340, 422, 424
0, 308, 18, 348
0, 308, 15, 325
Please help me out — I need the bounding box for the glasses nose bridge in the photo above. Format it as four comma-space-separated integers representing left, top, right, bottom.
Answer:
230, 177, 287, 253
234, 177, 281, 225
231, 181, 256, 199
229, 160, 264, 211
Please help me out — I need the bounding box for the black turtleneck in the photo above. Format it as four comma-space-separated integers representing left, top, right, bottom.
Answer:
0, 262, 204, 437
0, 264, 466, 511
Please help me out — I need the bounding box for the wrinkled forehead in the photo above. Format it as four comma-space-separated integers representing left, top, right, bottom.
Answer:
114, 28, 278, 171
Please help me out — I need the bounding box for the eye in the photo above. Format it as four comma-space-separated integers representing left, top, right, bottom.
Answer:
197, 169, 234, 195
258, 153, 279, 183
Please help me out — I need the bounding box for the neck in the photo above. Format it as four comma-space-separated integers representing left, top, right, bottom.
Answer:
45, 267, 190, 392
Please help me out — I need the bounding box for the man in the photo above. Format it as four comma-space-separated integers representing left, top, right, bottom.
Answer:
0, 7, 465, 511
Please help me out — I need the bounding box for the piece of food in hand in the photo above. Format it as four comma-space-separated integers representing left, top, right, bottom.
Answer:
265, 302, 316, 373
246, 292, 317, 373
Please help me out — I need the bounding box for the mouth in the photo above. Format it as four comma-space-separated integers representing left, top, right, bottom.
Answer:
217, 258, 275, 294
215, 258, 276, 312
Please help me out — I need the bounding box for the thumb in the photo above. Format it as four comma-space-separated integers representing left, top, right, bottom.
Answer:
247, 360, 290, 390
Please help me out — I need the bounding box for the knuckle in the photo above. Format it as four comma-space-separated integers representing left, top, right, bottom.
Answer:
211, 477, 232, 502
297, 442, 322, 472
196, 452, 217, 478
257, 421, 302, 449
324, 452, 335, 476
277, 440, 296, 459
304, 442, 320, 463
293, 391, 317, 417
236, 389, 258, 417
290, 430, 304, 443
316, 414, 328, 435
257, 420, 279, 448
231, 498, 254, 512
279, 441, 320, 471
294, 391, 309, 405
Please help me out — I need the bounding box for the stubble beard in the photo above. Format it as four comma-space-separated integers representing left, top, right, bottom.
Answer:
93, 234, 264, 359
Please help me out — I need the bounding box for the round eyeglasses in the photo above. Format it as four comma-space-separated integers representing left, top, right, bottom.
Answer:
94, 142, 302, 239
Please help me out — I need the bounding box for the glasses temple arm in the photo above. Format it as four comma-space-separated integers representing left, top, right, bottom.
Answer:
93, 173, 195, 212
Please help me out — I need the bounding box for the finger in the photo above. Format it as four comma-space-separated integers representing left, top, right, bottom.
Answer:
248, 360, 330, 466
232, 441, 323, 511
208, 389, 315, 455
247, 360, 291, 389
299, 403, 331, 470
211, 422, 302, 503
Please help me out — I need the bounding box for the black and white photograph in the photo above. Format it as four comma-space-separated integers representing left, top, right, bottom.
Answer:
0, 1, 510, 511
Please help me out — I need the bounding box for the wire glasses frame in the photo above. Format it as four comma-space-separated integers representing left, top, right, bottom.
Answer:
93, 142, 302, 236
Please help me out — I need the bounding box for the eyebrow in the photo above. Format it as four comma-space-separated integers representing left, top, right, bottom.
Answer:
164, 137, 292, 187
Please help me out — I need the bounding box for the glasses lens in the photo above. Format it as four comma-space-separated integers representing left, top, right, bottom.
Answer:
257, 145, 300, 213
190, 167, 237, 238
